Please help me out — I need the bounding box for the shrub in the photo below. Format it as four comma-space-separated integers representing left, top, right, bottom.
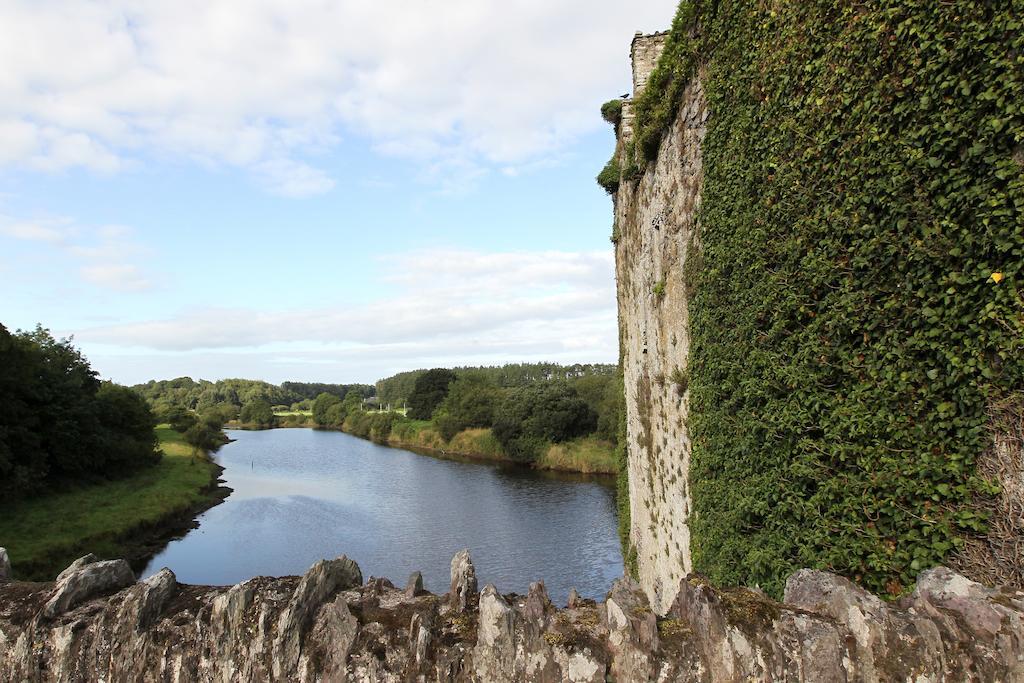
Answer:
596, 157, 621, 194
240, 399, 275, 427
312, 392, 341, 426
492, 383, 597, 463
600, 98, 624, 126
432, 376, 503, 441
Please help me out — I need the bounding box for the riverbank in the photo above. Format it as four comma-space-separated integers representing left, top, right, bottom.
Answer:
0, 426, 228, 581
384, 420, 618, 475
225, 417, 618, 475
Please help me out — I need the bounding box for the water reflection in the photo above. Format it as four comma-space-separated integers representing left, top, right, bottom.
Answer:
143, 428, 623, 604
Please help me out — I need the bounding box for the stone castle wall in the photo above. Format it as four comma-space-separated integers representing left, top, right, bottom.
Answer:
614, 33, 704, 614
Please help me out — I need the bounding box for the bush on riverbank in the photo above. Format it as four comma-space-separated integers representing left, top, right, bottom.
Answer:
492, 383, 597, 463
344, 410, 397, 444
369, 369, 622, 474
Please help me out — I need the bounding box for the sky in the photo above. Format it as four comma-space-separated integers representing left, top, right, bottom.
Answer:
0, 0, 679, 386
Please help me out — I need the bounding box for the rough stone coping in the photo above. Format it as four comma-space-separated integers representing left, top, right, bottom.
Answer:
2, 548, 1023, 682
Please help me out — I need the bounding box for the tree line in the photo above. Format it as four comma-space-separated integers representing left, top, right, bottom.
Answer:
319, 366, 624, 464
375, 362, 617, 407
0, 324, 159, 500
132, 377, 375, 423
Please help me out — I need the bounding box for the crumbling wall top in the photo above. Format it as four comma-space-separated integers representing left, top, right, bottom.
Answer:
631, 31, 669, 97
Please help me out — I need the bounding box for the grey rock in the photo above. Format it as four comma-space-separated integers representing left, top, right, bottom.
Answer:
551, 648, 606, 683
129, 567, 177, 631
54, 553, 98, 582
366, 575, 394, 595
42, 558, 134, 618
473, 584, 516, 682
449, 548, 477, 613
605, 577, 658, 682
567, 587, 581, 609
0, 547, 10, 581
271, 554, 362, 678
312, 594, 359, 679
671, 573, 853, 682
208, 578, 267, 681
210, 577, 256, 637
2, 554, 1024, 682
406, 570, 424, 598
410, 611, 432, 669
785, 568, 942, 682
908, 566, 1024, 680
524, 580, 552, 624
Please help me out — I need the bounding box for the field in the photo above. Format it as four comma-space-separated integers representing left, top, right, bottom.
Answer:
0, 426, 223, 581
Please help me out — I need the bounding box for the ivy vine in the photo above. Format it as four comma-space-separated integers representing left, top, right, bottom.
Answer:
627, 0, 1023, 598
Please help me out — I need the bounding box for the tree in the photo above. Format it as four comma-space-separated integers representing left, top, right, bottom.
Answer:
0, 323, 162, 499
433, 376, 503, 441
183, 422, 223, 457
240, 399, 275, 427
492, 383, 597, 462
406, 368, 457, 420
0, 324, 49, 495
595, 375, 625, 443
573, 374, 623, 443
341, 389, 364, 417
202, 402, 239, 425
324, 402, 347, 426
312, 392, 341, 426
94, 383, 160, 472
162, 406, 197, 433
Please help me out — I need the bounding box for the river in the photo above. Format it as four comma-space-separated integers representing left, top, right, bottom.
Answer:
142, 428, 623, 604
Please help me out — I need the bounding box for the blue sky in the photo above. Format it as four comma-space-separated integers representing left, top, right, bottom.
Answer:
0, 1, 678, 385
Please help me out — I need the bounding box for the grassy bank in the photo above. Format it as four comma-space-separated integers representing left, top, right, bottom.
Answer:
383, 419, 617, 475
537, 436, 618, 475
0, 426, 225, 581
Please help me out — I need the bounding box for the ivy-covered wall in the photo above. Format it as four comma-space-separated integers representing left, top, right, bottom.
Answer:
617, 0, 1023, 599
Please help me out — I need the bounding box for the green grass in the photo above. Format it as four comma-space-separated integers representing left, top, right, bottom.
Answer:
0, 425, 221, 581
447, 428, 507, 460
386, 419, 618, 475
538, 437, 618, 475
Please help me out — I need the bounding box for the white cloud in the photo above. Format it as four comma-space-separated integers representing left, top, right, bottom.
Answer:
0, 0, 677, 193
255, 158, 336, 198
0, 218, 70, 243
0, 214, 152, 291
76, 248, 616, 371
80, 264, 151, 292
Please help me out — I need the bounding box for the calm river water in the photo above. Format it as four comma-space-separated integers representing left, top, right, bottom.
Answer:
142, 428, 623, 603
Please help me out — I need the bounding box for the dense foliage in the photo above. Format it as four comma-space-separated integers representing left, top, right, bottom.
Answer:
0, 324, 159, 499
133, 377, 372, 419
597, 158, 621, 195
239, 399, 274, 427
332, 365, 623, 467
280, 381, 374, 401
432, 376, 504, 441
492, 383, 598, 462
601, 98, 624, 126
375, 362, 616, 406
626, 0, 1023, 598
406, 368, 458, 420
